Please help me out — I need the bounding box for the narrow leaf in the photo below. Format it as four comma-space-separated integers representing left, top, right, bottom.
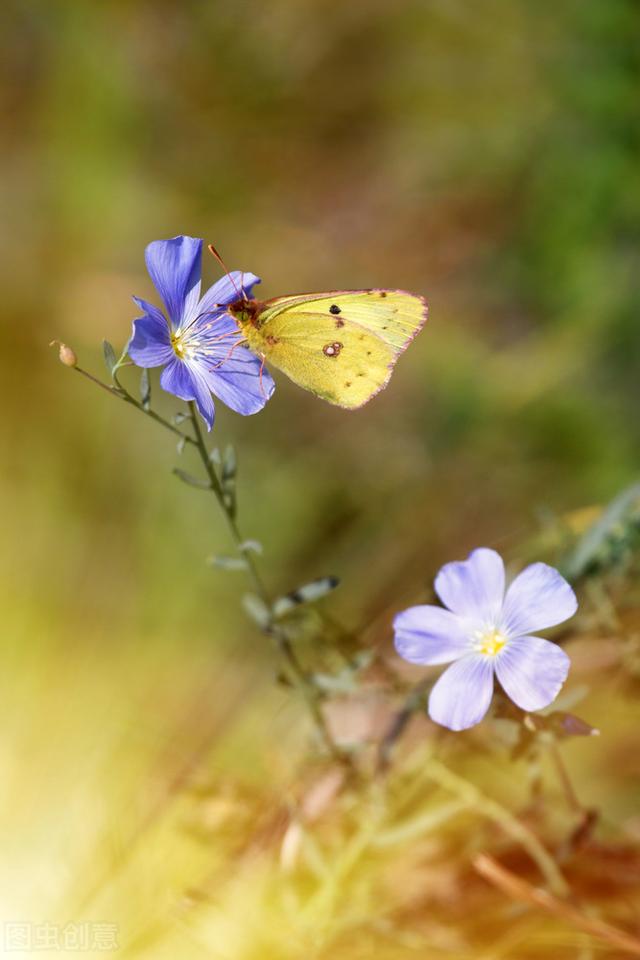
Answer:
563, 482, 640, 580
222, 444, 237, 482
208, 554, 249, 571
102, 339, 118, 375
140, 367, 151, 410
239, 539, 263, 555
173, 467, 210, 490
221, 445, 238, 518
242, 593, 272, 629
176, 436, 186, 456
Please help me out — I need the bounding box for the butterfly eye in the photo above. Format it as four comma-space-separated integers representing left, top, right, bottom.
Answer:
329, 304, 341, 315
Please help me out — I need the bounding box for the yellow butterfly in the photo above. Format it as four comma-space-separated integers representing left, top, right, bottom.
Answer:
216, 253, 428, 409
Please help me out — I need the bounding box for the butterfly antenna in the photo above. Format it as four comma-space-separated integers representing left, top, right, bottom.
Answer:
208, 242, 243, 301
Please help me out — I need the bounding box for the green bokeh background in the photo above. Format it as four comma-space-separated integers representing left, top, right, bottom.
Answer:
1, 0, 639, 953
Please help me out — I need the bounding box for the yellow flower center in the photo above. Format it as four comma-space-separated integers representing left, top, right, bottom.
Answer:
171, 331, 190, 359
474, 628, 508, 657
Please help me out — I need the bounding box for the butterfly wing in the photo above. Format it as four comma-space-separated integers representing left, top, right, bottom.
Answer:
259, 289, 427, 350
251, 289, 427, 408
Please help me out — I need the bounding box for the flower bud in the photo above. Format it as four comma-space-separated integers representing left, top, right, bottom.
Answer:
50, 340, 78, 367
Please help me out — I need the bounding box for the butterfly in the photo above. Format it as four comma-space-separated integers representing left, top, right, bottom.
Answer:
211, 246, 428, 409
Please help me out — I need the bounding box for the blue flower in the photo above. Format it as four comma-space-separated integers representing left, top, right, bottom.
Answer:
394, 548, 577, 731
128, 235, 275, 430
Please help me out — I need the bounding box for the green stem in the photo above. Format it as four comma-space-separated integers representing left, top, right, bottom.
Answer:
74, 366, 195, 445
187, 403, 345, 763
426, 758, 570, 897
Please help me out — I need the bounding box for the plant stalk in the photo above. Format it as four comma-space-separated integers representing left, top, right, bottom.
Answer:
187, 402, 345, 763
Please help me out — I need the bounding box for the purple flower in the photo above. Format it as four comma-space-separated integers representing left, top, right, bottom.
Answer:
128, 235, 275, 430
393, 548, 577, 731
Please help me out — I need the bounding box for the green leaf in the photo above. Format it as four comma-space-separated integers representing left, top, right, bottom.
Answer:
273, 576, 340, 618
563, 482, 640, 580
176, 436, 186, 456
220, 445, 238, 518
172, 467, 210, 490
311, 653, 374, 695
102, 340, 118, 376
239, 539, 263, 555
209, 448, 222, 465
208, 554, 249, 571
140, 368, 151, 410
173, 412, 189, 425
242, 593, 272, 629
222, 444, 237, 482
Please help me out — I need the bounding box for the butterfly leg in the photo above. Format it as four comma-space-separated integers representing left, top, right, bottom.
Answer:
258, 354, 267, 398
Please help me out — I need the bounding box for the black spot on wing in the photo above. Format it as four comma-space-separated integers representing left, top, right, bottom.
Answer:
329, 304, 341, 315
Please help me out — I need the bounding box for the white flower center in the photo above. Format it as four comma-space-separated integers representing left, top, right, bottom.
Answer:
473, 627, 508, 658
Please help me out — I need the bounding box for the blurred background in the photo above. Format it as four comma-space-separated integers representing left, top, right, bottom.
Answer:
1, 1, 639, 957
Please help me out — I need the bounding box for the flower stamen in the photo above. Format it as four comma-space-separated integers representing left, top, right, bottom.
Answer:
171, 331, 192, 360
474, 628, 508, 658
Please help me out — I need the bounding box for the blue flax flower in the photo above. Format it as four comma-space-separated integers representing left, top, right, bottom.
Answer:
128, 235, 275, 430
394, 548, 577, 731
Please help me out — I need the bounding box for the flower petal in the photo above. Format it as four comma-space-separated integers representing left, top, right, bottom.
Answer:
196, 271, 261, 319
502, 563, 577, 636
132, 296, 167, 325
145, 236, 202, 327
435, 548, 505, 623
178, 312, 274, 416
495, 636, 570, 711
190, 369, 216, 430
159, 355, 197, 401
393, 605, 471, 665
128, 302, 173, 368
428, 655, 495, 730
160, 358, 215, 430
202, 347, 275, 415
